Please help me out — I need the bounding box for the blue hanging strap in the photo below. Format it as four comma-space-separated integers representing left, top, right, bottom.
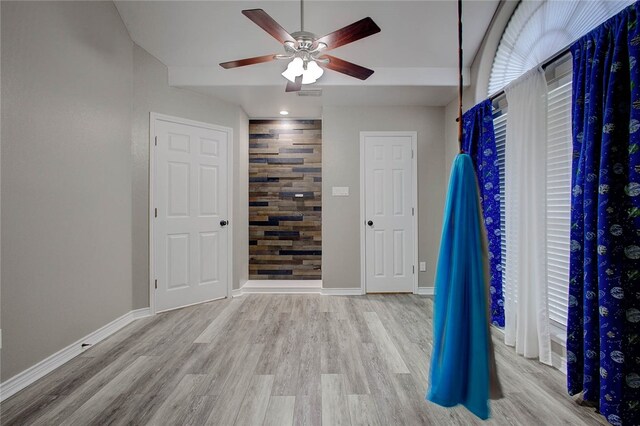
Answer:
426, 153, 502, 420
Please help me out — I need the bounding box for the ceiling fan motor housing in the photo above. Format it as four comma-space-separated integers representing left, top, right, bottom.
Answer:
290, 31, 316, 50
287, 31, 328, 66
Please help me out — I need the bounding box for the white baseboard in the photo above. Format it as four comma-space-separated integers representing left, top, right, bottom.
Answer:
416, 287, 435, 295
233, 281, 363, 296
238, 280, 323, 295
235, 282, 433, 297
0, 307, 151, 402
130, 307, 152, 320
552, 352, 568, 375
321, 287, 364, 296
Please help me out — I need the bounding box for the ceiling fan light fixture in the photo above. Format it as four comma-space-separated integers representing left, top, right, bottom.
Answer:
282, 57, 304, 82
304, 60, 324, 84
282, 57, 324, 85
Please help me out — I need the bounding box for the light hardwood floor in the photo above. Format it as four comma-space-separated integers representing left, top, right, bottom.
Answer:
1, 294, 606, 425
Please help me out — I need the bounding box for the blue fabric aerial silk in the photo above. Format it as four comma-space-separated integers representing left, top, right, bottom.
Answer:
427, 153, 493, 420
462, 100, 505, 327
567, 3, 640, 425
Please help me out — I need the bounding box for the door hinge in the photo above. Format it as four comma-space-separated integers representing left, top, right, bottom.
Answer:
411, 149, 414, 159
154, 279, 157, 289
154, 208, 157, 218
154, 136, 157, 146
412, 207, 415, 216
413, 265, 415, 274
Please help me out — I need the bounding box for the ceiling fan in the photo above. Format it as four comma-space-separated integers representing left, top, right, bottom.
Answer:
219, 0, 381, 92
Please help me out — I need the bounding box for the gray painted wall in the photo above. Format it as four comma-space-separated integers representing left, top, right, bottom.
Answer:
444, 94, 474, 177
131, 44, 248, 309
234, 112, 249, 289
0, 2, 249, 381
1, 1, 133, 380
322, 106, 446, 290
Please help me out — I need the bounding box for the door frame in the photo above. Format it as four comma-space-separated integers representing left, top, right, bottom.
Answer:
149, 112, 234, 315
359, 131, 418, 295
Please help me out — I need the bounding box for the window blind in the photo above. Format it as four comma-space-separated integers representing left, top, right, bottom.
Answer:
493, 108, 509, 305
546, 72, 573, 327
488, 0, 635, 96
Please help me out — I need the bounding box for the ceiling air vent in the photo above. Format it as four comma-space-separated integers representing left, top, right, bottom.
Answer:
297, 89, 323, 97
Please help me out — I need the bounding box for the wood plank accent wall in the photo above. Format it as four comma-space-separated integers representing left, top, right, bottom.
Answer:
249, 119, 322, 280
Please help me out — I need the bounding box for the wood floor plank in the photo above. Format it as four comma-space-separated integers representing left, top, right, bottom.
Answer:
296, 338, 322, 397
357, 342, 408, 425
148, 302, 222, 356
0, 393, 61, 426
336, 319, 370, 395
195, 297, 245, 343
372, 299, 431, 383
392, 372, 445, 425
272, 320, 303, 396
263, 395, 296, 426
117, 345, 220, 425
320, 315, 341, 374
205, 343, 265, 425
321, 374, 351, 426
1, 294, 612, 426
59, 355, 155, 425
28, 354, 154, 425
187, 318, 251, 375
253, 301, 291, 344
346, 395, 381, 426
343, 298, 373, 343
0, 356, 94, 425
233, 375, 275, 426
293, 394, 322, 426
239, 294, 269, 321
254, 335, 285, 375
147, 374, 217, 426
362, 311, 410, 374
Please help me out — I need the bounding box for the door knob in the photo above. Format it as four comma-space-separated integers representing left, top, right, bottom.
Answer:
220, 220, 229, 227
367, 220, 374, 227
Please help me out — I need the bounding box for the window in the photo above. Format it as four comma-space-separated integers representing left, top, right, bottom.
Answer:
545, 59, 573, 327
489, 0, 634, 330
493, 105, 509, 305
492, 62, 573, 328
488, 0, 635, 96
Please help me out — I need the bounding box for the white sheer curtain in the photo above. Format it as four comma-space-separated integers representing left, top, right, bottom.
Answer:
503, 68, 552, 365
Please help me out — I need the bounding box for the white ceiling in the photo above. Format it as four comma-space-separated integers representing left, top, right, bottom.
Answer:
116, 0, 500, 117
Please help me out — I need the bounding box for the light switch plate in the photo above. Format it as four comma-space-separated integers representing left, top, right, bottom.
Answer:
332, 186, 349, 196
419, 262, 427, 272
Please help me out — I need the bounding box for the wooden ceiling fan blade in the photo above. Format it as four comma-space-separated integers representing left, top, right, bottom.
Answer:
219, 54, 277, 69
320, 55, 374, 80
242, 9, 295, 44
285, 75, 303, 92
315, 17, 380, 51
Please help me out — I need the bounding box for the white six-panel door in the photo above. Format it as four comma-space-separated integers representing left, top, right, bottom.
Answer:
153, 116, 231, 313
362, 132, 416, 293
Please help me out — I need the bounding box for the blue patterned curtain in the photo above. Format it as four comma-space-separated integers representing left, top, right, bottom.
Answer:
567, 3, 640, 425
462, 100, 504, 327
